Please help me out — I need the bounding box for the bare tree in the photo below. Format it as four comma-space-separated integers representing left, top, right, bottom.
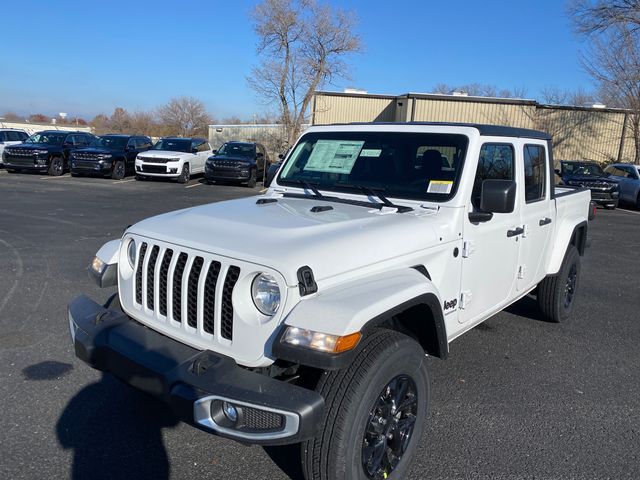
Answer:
158, 97, 212, 137
431, 83, 527, 98
1, 112, 21, 121
248, 0, 361, 144
29, 113, 50, 123
569, 0, 640, 34
581, 25, 640, 162
540, 86, 595, 106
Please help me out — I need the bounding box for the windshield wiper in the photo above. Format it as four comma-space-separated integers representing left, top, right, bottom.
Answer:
335, 183, 413, 213
286, 179, 325, 199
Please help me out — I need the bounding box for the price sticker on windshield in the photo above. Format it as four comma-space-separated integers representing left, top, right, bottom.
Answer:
427, 180, 453, 194
304, 140, 364, 174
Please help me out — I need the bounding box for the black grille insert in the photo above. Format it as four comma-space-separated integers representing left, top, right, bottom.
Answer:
187, 257, 204, 328
221, 266, 240, 340
135, 243, 148, 304
158, 249, 173, 316
172, 253, 188, 322
203, 261, 222, 334
146, 246, 160, 309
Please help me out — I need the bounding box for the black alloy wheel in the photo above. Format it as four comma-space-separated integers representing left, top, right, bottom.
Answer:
362, 375, 418, 479
48, 157, 64, 176
564, 263, 578, 309
111, 160, 125, 180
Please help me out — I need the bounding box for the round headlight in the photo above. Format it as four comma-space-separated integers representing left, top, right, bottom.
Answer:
251, 273, 281, 316
127, 239, 136, 268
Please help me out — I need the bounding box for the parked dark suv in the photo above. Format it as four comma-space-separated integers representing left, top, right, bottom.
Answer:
205, 141, 268, 188
70, 134, 152, 179
558, 160, 620, 209
2, 130, 96, 176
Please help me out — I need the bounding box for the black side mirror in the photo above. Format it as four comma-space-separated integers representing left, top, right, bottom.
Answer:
256, 152, 264, 158
481, 179, 517, 213
191, 148, 198, 154
211, 149, 218, 155
278, 153, 284, 159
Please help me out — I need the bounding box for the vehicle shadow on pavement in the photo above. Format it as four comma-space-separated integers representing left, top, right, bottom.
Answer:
504, 295, 551, 323
56, 373, 178, 480
263, 444, 304, 480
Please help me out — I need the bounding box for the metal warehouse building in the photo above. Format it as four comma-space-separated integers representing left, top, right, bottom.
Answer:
312, 91, 636, 165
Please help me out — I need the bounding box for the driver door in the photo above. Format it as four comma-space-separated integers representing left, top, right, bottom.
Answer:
459, 141, 521, 324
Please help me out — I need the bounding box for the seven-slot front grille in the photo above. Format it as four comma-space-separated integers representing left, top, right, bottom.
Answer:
134, 242, 241, 341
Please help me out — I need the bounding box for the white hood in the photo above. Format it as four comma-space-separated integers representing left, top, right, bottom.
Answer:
128, 195, 442, 286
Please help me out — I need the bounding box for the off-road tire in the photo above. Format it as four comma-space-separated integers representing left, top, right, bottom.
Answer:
301, 329, 429, 480
177, 163, 190, 184
246, 169, 257, 188
537, 245, 581, 323
111, 160, 125, 180
48, 156, 64, 176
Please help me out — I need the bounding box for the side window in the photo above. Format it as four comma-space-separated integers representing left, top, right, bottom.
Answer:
523, 144, 546, 202
20, 132, 29, 141
608, 166, 626, 177
472, 144, 515, 208
0, 132, 7, 142
197, 141, 209, 152
6, 131, 21, 141
127, 137, 136, 149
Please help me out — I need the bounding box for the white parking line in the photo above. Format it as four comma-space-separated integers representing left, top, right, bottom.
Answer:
185, 182, 203, 189
113, 179, 136, 184
618, 208, 640, 215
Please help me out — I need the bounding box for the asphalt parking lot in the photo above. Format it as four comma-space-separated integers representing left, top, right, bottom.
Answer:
0, 170, 639, 480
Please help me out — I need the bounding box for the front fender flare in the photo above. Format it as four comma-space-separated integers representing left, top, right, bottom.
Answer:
273, 268, 447, 370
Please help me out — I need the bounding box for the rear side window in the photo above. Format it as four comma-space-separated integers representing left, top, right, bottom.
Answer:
197, 141, 210, 152
7, 131, 23, 141
523, 144, 546, 202
472, 143, 515, 208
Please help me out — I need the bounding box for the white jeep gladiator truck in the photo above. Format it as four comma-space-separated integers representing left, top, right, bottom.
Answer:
69, 123, 591, 480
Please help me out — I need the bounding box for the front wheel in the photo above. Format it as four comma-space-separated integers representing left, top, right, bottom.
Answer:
177, 163, 190, 183
537, 245, 581, 323
111, 160, 125, 180
48, 157, 64, 176
301, 329, 429, 480
246, 169, 257, 188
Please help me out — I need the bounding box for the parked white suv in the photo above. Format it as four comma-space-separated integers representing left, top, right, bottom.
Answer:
0, 129, 29, 166
70, 123, 591, 480
135, 137, 212, 183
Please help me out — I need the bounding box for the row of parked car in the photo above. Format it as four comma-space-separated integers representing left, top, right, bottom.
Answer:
556, 160, 640, 210
0, 128, 272, 187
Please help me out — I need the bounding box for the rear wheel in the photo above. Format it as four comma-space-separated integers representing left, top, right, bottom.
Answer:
177, 163, 190, 183
301, 329, 429, 480
48, 157, 64, 176
537, 245, 581, 323
111, 160, 125, 180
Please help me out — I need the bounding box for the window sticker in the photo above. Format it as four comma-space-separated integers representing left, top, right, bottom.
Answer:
304, 140, 364, 174
427, 180, 453, 194
359, 148, 382, 157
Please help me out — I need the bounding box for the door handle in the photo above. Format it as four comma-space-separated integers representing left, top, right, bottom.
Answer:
507, 227, 524, 238
539, 217, 552, 226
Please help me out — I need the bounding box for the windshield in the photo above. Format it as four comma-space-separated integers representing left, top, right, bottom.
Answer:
152, 138, 191, 153
217, 143, 255, 157
26, 132, 66, 145
92, 136, 128, 149
563, 162, 605, 176
277, 131, 469, 202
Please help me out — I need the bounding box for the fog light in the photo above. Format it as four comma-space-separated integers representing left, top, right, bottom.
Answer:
222, 402, 238, 422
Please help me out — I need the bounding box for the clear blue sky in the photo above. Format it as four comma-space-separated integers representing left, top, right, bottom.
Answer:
0, 0, 592, 121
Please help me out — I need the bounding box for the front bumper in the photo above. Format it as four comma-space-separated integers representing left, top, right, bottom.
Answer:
71, 159, 113, 175
2, 155, 49, 170
589, 189, 619, 206
68, 295, 324, 445
136, 163, 180, 177
205, 165, 252, 182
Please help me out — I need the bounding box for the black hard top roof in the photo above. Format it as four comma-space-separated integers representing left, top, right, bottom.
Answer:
330, 122, 552, 140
